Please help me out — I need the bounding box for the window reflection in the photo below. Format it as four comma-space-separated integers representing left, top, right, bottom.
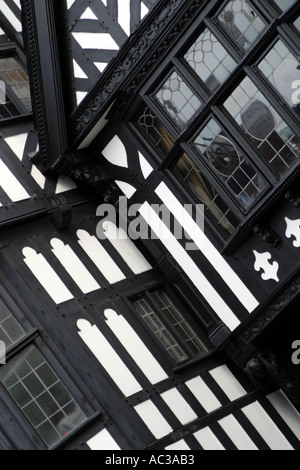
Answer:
224, 77, 300, 176
0, 345, 86, 447
0, 299, 25, 348
184, 28, 237, 93
194, 119, 266, 210
133, 289, 208, 363
0, 57, 32, 119
294, 17, 300, 33
272, 0, 296, 12
217, 0, 266, 52
176, 152, 238, 235
258, 40, 300, 115
137, 107, 174, 154
155, 71, 202, 130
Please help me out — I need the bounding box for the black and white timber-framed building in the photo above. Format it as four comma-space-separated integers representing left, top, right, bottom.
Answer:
0, 0, 299, 451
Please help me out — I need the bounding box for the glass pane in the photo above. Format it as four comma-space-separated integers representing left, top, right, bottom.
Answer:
176, 153, 238, 235
217, 0, 266, 52
0, 57, 32, 120
150, 290, 208, 357
258, 40, 300, 115
133, 297, 188, 363
0, 299, 25, 348
137, 107, 175, 154
184, 28, 237, 93
194, 119, 266, 210
224, 77, 300, 176
0, 345, 86, 448
272, 0, 296, 11
294, 17, 300, 33
155, 71, 202, 129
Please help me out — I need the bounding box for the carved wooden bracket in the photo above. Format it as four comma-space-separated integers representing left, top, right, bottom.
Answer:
253, 224, 281, 248
245, 351, 300, 407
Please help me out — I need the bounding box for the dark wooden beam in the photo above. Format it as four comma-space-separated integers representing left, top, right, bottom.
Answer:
21, 0, 69, 172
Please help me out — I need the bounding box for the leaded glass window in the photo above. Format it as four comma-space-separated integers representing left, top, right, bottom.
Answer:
294, 17, 300, 33
224, 77, 300, 176
216, 0, 266, 52
258, 40, 300, 114
136, 0, 299, 242
0, 345, 86, 448
184, 28, 237, 93
133, 289, 208, 363
137, 107, 175, 154
176, 153, 238, 235
0, 299, 25, 349
155, 71, 202, 130
272, 0, 296, 12
0, 57, 32, 119
194, 119, 267, 210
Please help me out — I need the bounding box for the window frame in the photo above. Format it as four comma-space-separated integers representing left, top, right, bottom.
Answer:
130, 284, 212, 366
0, 288, 94, 450
0, 44, 32, 122
133, 0, 300, 248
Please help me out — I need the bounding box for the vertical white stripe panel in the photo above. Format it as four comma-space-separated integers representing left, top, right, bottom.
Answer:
160, 388, 198, 425
118, 0, 130, 35
209, 365, 247, 401
218, 415, 258, 450
50, 238, 101, 293
104, 309, 168, 384
194, 427, 225, 450
87, 429, 121, 450
77, 319, 142, 397
155, 182, 258, 313
77, 230, 125, 284
134, 400, 173, 439
268, 391, 300, 440
242, 401, 294, 450
185, 376, 222, 413
139, 202, 240, 330
103, 222, 152, 275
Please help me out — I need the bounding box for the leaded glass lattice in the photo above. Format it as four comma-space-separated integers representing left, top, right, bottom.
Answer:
0, 346, 86, 447
155, 71, 202, 130
184, 28, 237, 93
224, 77, 300, 176
217, 0, 266, 52
176, 153, 238, 235
258, 40, 300, 114
194, 119, 266, 210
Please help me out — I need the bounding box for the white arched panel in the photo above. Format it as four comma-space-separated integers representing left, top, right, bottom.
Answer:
104, 309, 168, 384
23, 247, 73, 303
77, 230, 125, 284
102, 221, 152, 275
77, 319, 142, 397
50, 238, 100, 294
